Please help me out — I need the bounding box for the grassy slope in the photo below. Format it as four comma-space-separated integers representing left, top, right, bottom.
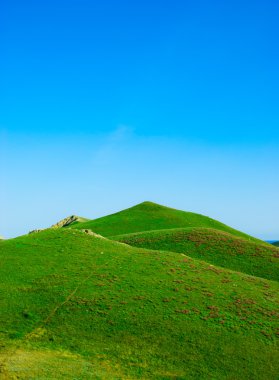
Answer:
113, 228, 279, 282
0, 229, 278, 379
69, 201, 263, 243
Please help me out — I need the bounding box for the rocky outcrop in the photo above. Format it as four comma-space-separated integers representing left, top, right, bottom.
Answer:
29, 229, 44, 234
80, 229, 105, 239
51, 215, 87, 229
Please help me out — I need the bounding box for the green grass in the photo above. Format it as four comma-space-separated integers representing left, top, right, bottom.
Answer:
68, 201, 263, 243
113, 227, 279, 282
0, 228, 278, 379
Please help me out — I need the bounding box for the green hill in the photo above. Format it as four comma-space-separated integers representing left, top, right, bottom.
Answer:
0, 228, 278, 379
272, 241, 279, 247
68, 201, 262, 243
113, 228, 279, 282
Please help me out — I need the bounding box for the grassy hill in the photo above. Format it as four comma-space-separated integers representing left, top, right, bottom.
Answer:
0, 228, 278, 379
113, 228, 279, 282
68, 201, 262, 243
272, 241, 279, 247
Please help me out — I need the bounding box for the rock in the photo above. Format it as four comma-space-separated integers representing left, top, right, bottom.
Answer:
51, 215, 86, 228
29, 229, 44, 234
80, 229, 105, 239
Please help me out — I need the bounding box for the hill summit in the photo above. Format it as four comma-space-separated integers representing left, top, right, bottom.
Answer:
67, 201, 261, 243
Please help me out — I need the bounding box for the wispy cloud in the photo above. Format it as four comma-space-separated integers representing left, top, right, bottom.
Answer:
93, 125, 134, 165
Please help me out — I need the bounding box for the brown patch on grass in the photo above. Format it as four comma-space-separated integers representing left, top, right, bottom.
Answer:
133, 296, 145, 300
175, 309, 190, 314
203, 291, 214, 297
206, 266, 223, 274
162, 298, 172, 302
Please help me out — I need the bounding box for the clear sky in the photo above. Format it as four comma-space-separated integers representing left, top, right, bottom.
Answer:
1, 0, 278, 239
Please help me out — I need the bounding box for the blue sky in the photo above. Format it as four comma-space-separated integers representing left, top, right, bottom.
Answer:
1, 0, 278, 239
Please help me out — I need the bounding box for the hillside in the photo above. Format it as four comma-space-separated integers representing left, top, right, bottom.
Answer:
272, 241, 279, 247
68, 201, 262, 243
0, 228, 278, 379
113, 228, 279, 282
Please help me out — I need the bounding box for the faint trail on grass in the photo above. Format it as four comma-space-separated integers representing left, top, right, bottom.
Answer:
1, 272, 95, 377
43, 272, 94, 325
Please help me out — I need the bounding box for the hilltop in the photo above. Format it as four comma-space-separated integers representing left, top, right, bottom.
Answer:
113, 227, 279, 282
0, 228, 278, 379
66, 201, 262, 243
55, 202, 278, 281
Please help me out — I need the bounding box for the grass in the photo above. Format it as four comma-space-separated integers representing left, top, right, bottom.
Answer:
0, 228, 278, 379
112, 227, 279, 282
68, 201, 264, 244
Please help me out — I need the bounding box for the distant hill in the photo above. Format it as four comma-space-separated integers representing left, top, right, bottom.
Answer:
272, 241, 279, 247
67, 201, 262, 243
0, 228, 278, 379
113, 227, 279, 282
